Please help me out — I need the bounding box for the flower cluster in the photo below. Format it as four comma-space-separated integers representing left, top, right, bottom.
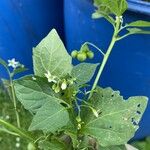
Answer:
44, 71, 75, 93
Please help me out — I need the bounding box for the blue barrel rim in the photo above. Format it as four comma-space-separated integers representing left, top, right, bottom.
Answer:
127, 0, 150, 15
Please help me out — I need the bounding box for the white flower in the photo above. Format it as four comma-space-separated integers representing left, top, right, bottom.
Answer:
16, 143, 20, 148
8, 58, 19, 69
32, 77, 36, 81
44, 71, 57, 83
61, 80, 67, 90
5, 115, 10, 120
115, 16, 123, 23
16, 137, 20, 142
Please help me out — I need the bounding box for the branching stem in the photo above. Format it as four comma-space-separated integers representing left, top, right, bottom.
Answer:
89, 17, 121, 99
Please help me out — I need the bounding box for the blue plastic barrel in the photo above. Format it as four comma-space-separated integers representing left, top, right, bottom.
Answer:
64, 0, 150, 140
0, 0, 64, 78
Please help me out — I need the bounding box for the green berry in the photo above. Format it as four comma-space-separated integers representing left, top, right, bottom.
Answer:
87, 51, 94, 59
71, 50, 78, 58
80, 44, 89, 53
27, 143, 36, 150
77, 52, 87, 62
52, 84, 57, 90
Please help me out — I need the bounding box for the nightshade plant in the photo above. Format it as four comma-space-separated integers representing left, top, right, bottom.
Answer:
0, 0, 150, 149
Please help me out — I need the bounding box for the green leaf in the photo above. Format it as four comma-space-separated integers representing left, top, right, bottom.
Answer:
93, 0, 127, 16
14, 76, 57, 112
99, 145, 126, 150
131, 137, 150, 150
11, 67, 28, 77
33, 29, 72, 78
127, 28, 150, 35
0, 58, 8, 68
118, 0, 128, 15
38, 140, 67, 150
92, 10, 115, 26
71, 63, 98, 85
127, 20, 150, 27
29, 100, 69, 133
125, 144, 138, 150
81, 87, 148, 147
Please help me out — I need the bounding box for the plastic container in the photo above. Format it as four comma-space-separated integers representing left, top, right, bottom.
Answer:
64, 0, 150, 139
0, 0, 64, 78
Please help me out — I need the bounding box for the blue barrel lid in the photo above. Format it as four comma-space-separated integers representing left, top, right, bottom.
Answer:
127, 0, 150, 15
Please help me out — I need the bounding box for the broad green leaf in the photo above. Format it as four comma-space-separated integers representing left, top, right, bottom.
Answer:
14, 76, 58, 112
71, 63, 98, 85
38, 140, 67, 150
81, 87, 148, 147
127, 20, 150, 27
33, 29, 72, 78
29, 100, 69, 133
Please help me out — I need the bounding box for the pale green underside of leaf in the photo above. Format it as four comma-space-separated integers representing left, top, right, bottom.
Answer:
29, 100, 69, 133
14, 77, 57, 112
71, 63, 99, 85
127, 20, 150, 27
38, 140, 67, 150
14, 76, 69, 133
33, 29, 72, 78
82, 87, 148, 147
99, 145, 126, 150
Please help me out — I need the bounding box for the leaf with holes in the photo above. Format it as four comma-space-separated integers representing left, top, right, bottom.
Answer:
29, 100, 69, 133
33, 29, 72, 78
14, 76, 60, 112
81, 87, 148, 147
71, 63, 98, 85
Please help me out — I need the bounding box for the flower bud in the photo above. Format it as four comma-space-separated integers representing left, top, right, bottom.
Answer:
61, 80, 67, 90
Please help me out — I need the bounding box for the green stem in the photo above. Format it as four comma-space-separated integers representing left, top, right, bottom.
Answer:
10, 79, 21, 128
1, 66, 21, 128
89, 17, 121, 99
83, 42, 105, 56
0, 119, 34, 141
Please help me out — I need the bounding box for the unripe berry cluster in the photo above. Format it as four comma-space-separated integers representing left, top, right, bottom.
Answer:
71, 44, 94, 62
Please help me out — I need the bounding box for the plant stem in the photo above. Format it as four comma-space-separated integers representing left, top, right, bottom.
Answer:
10, 79, 21, 128
82, 42, 105, 56
1, 66, 21, 128
0, 119, 34, 141
89, 17, 121, 99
